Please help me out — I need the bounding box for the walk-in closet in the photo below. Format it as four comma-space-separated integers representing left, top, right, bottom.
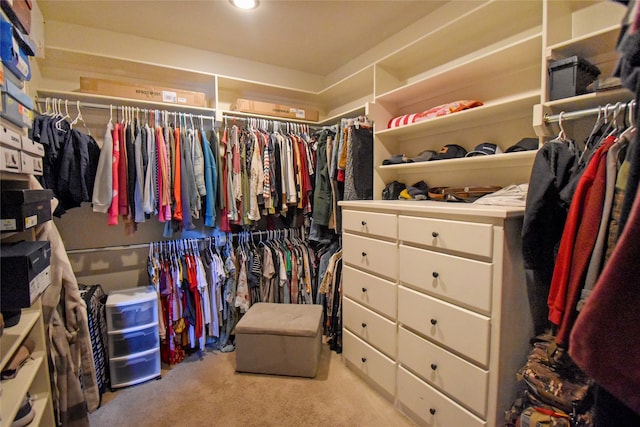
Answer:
1, 1, 639, 426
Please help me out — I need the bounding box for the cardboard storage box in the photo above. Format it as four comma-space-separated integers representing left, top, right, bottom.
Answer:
0, 0, 32, 35
232, 98, 319, 121
1, 240, 51, 310
1, 188, 53, 231
20, 151, 42, 175
80, 77, 207, 107
0, 144, 21, 172
0, 119, 23, 149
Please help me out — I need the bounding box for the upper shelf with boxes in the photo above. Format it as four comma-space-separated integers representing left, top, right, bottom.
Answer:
1, 0, 43, 182
535, 0, 633, 139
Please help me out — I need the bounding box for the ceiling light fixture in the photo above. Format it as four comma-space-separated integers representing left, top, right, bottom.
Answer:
230, 0, 259, 10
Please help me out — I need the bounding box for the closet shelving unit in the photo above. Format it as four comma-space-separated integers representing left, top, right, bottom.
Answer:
534, 0, 632, 138
368, 0, 544, 197
0, 298, 56, 427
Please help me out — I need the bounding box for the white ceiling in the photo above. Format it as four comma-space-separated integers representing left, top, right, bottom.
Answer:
37, 0, 446, 76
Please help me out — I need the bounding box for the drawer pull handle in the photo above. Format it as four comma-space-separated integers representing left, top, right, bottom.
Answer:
361, 287, 367, 292
430, 363, 438, 371
361, 357, 367, 363
432, 271, 439, 278
361, 220, 367, 226
361, 251, 367, 257
430, 318, 438, 326
361, 322, 367, 328
429, 408, 436, 416
432, 231, 439, 238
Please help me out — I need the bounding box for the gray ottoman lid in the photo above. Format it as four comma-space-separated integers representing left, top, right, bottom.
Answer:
235, 303, 323, 337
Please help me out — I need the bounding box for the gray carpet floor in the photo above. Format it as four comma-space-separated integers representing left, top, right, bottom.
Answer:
89, 343, 415, 426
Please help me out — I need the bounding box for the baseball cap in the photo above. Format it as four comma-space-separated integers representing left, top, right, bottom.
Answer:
506, 138, 539, 153
432, 144, 467, 161
406, 150, 437, 163
465, 142, 503, 157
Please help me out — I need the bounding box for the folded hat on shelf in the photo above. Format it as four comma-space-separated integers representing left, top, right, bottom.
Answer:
432, 144, 467, 160
382, 154, 407, 165
506, 137, 539, 152
465, 142, 503, 157
399, 180, 429, 200
406, 149, 437, 162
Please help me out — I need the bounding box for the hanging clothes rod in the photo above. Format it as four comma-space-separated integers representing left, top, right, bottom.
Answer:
545, 100, 636, 123
222, 113, 320, 130
35, 97, 216, 122
65, 228, 302, 254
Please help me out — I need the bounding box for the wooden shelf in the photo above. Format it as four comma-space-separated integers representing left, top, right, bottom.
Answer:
0, 354, 44, 427
543, 88, 634, 114
376, 91, 540, 142
376, 33, 542, 107
546, 24, 621, 60
0, 311, 39, 372
375, 0, 542, 90
36, 89, 217, 115
377, 151, 537, 189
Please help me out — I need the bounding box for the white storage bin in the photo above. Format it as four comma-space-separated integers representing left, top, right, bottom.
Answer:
108, 324, 159, 359
109, 347, 160, 388
106, 286, 158, 331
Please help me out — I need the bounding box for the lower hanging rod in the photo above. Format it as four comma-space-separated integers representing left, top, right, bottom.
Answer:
545, 99, 636, 124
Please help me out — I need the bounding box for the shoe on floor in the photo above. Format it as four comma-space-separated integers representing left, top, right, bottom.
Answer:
12, 394, 35, 427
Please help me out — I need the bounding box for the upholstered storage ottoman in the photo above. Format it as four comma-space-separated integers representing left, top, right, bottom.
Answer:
235, 303, 323, 378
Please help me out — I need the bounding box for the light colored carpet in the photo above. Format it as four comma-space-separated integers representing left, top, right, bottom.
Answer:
89, 343, 415, 427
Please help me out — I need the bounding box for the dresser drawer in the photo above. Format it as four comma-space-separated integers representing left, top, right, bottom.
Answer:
343, 266, 396, 319
107, 298, 158, 332
110, 347, 161, 388
398, 326, 488, 416
398, 215, 493, 258
343, 210, 397, 239
399, 245, 492, 313
343, 233, 397, 280
398, 286, 490, 366
343, 297, 396, 358
398, 366, 486, 427
343, 329, 396, 396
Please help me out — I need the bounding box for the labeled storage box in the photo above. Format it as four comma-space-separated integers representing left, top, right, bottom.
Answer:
0, 15, 32, 81
548, 56, 600, 101
0, 240, 51, 310
1, 78, 34, 127
0, 144, 21, 172
0, 188, 53, 231
0, 118, 22, 149
20, 135, 44, 157
20, 150, 42, 175
80, 77, 207, 107
0, 0, 32, 35
232, 98, 319, 121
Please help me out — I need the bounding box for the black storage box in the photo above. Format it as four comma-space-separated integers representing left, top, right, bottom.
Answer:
549, 56, 601, 101
1, 188, 53, 232
1, 240, 51, 310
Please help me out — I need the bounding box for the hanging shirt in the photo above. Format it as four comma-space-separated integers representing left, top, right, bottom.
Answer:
93, 120, 114, 213
108, 122, 121, 225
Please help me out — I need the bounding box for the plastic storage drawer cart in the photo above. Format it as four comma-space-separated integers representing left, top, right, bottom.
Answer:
106, 286, 161, 390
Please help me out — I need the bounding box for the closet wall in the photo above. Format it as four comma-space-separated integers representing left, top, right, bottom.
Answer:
26, 0, 630, 292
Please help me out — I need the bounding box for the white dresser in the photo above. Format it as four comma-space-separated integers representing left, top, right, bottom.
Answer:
340, 200, 534, 427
